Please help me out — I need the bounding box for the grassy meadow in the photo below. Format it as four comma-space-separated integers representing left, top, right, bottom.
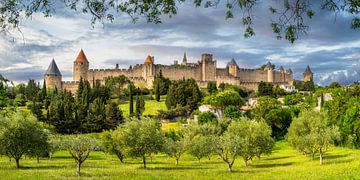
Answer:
1, 141, 359, 180
118, 95, 167, 116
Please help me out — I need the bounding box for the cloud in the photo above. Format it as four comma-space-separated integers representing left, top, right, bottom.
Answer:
0, 1, 359, 86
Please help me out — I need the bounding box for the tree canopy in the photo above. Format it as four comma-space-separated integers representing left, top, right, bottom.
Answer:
0, 0, 358, 43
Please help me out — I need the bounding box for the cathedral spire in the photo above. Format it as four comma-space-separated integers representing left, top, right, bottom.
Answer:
183, 52, 187, 64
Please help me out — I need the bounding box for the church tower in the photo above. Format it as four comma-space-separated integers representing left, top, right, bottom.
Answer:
73, 49, 89, 81
182, 52, 187, 65
303, 65, 313, 82
227, 58, 238, 77
265, 61, 274, 83
44, 59, 62, 89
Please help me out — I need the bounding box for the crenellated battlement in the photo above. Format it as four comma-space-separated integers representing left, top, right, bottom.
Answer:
45, 50, 297, 93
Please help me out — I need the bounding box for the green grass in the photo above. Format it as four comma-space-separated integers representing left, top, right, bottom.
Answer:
1, 141, 360, 179
118, 95, 167, 116
162, 122, 181, 131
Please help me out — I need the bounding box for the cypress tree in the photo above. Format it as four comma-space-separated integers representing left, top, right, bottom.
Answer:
155, 81, 160, 102
135, 94, 140, 117
129, 83, 134, 116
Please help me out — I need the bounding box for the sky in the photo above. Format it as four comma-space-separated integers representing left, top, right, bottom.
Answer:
0, 1, 359, 86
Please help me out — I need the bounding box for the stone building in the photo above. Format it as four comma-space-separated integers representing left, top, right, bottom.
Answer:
303, 65, 313, 82
44, 49, 298, 93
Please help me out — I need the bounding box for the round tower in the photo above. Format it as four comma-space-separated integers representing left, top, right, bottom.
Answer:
73, 49, 89, 81
44, 59, 62, 89
265, 61, 274, 83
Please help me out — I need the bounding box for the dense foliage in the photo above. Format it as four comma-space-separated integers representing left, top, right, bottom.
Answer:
166, 79, 202, 111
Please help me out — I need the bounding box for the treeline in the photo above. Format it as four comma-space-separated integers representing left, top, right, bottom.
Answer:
0, 110, 274, 174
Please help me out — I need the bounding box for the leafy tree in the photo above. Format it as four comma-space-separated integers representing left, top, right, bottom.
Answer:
224, 105, 241, 119
101, 131, 125, 163
207, 81, 217, 94
63, 135, 99, 176
294, 80, 315, 91
204, 90, 243, 117
14, 93, 26, 106
105, 75, 129, 100
264, 108, 293, 140
166, 79, 202, 111
213, 118, 272, 171
329, 82, 341, 88
257, 81, 274, 96
3, 1, 359, 43
284, 94, 303, 105
164, 129, 186, 165
252, 97, 280, 120
236, 118, 274, 166
116, 117, 165, 168
187, 134, 214, 162
197, 111, 218, 125
214, 121, 242, 172
287, 110, 340, 164
0, 111, 49, 168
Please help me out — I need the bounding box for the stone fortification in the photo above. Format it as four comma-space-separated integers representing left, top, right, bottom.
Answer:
44, 50, 312, 93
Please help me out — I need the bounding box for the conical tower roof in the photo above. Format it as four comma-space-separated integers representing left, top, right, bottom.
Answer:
75, 49, 89, 63
287, 68, 293, 74
227, 58, 238, 67
144, 55, 154, 64
278, 66, 284, 71
45, 59, 62, 76
304, 65, 312, 74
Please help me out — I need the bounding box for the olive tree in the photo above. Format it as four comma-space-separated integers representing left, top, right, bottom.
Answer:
214, 118, 273, 171
102, 130, 125, 163
187, 134, 214, 162
63, 135, 99, 176
117, 117, 165, 168
288, 110, 340, 165
0, 111, 50, 168
164, 130, 187, 165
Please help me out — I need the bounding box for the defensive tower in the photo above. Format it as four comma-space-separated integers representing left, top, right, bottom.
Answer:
73, 49, 89, 81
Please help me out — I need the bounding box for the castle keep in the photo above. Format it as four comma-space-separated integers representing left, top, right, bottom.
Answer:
44, 50, 312, 92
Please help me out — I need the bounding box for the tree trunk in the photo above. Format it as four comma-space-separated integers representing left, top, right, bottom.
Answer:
143, 156, 147, 169
176, 158, 179, 165
77, 162, 82, 177
244, 158, 248, 167
15, 159, 20, 169
37, 156, 40, 163
8, 157, 11, 162
227, 163, 233, 172
150, 154, 153, 163
311, 153, 315, 160
319, 148, 323, 165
